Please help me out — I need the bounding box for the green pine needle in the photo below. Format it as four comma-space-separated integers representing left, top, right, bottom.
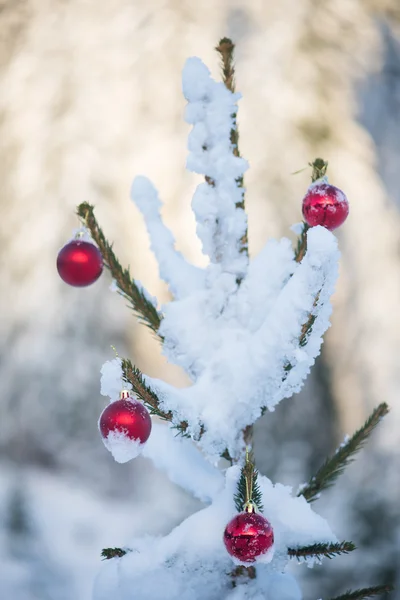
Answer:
101, 547, 127, 560
328, 585, 394, 600
288, 541, 356, 560
234, 452, 264, 513
298, 403, 389, 502
121, 357, 190, 436
77, 202, 162, 336
295, 222, 310, 263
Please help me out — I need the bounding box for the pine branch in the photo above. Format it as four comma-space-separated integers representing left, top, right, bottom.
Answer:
288, 541, 356, 560
298, 403, 389, 502
230, 565, 256, 584
282, 291, 320, 376
221, 448, 233, 464
234, 450, 264, 512
216, 37, 236, 93
310, 157, 328, 181
215, 37, 248, 257
294, 158, 328, 263
121, 357, 190, 436
299, 292, 320, 347
77, 202, 162, 335
295, 222, 310, 263
289, 154, 329, 366
328, 585, 394, 600
101, 547, 127, 560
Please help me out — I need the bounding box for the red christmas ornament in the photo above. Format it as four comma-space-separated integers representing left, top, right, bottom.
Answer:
57, 239, 103, 287
302, 181, 349, 231
99, 392, 152, 445
223, 510, 274, 563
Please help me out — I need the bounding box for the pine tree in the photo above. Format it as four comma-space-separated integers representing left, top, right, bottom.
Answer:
59, 39, 393, 600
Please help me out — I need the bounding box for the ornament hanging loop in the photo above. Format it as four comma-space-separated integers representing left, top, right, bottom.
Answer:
243, 500, 256, 514
74, 227, 86, 240
244, 447, 255, 508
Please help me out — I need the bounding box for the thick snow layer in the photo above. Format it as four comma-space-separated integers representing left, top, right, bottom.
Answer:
100, 358, 129, 401
101, 430, 144, 464
132, 57, 249, 287
227, 573, 302, 600
126, 56, 340, 462
131, 176, 205, 298
142, 423, 224, 503
154, 226, 338, 461
93, 467, 336, 600
183, 58, 249, 279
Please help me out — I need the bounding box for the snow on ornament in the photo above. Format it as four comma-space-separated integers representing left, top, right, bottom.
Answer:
57, 236, 103, 286
99, 391, 152, 463
302, 179, 349, 231
223, 506, 274, 564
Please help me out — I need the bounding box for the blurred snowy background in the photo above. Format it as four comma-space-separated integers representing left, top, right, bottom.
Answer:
0, 1, 399, 598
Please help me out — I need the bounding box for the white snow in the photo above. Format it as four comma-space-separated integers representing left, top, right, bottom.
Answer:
142, 423, 224, 503
70, 226, 94, 243
133, 279, 159, 308
126, 56, 340, 461
150, 225, 338, 461
182, 57, 249, 279
109, 279, 119, 293
100, 358, 130, 401
131, 176, 205, 298
308, 176, 329, 189
100, 429, 144, 464
227, 573, 302, 600
290, 223, 305, 235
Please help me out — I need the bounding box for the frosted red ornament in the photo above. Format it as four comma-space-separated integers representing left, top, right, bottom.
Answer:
302, 181, 349, 231
99, 392, 152, 462
223, 510, 274, 563
57, 239, 103, 287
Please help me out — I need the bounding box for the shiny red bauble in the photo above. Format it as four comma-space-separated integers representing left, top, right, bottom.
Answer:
223, 511, 274, 563
57, 240, 103, 287
99, 398, 152, 445
302, 182, 349, 231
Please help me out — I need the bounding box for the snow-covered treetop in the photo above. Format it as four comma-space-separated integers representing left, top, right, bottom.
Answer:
125, 56, 340, 463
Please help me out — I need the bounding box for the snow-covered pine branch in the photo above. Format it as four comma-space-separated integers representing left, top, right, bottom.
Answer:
100, 359, 222, 502
154, 224, 339, 462
96, 60, 341, 466
131, 176, 205, 299
142, 424, 224, 504
183, 57, 249, 281
77, 202, 162, 334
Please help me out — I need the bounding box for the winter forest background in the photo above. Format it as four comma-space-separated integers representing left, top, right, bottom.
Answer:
0, 1, 400, 599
